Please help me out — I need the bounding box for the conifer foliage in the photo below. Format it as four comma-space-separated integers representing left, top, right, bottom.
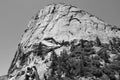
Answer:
47, 38, 120, 80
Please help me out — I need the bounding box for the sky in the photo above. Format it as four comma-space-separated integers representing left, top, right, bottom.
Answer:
0, 0, 120, 75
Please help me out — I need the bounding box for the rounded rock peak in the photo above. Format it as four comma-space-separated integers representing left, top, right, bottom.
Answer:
20, 3, 120, 52
8, 3, 120, 80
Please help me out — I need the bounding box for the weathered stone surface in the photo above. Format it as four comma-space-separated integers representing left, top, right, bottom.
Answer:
3, 3, 120, 80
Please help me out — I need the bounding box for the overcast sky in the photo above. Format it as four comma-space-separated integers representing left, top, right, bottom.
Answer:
0, 0, 120, 75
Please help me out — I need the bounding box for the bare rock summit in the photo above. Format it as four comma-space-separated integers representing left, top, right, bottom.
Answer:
1, 3, 120, 80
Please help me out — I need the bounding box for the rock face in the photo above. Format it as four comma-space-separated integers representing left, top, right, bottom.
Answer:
1, 3, 120, 80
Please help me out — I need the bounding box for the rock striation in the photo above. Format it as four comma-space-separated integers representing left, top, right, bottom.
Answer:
1, 3, 120, 80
